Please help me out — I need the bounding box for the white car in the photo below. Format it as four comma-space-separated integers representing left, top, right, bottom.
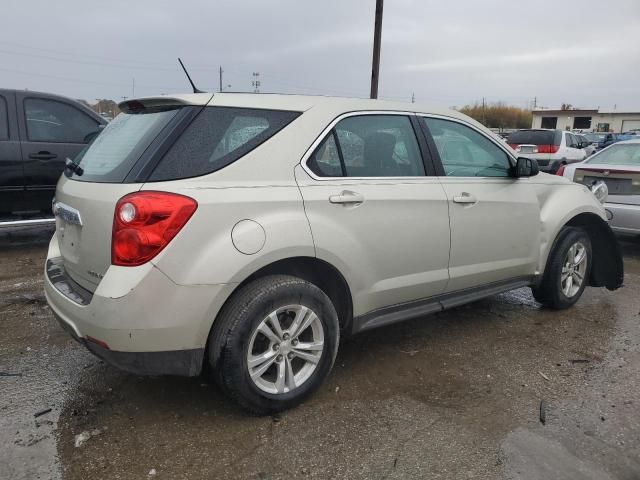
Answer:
508, 129, 587, 173
45, 93, 623, 414
559, 139, 640, 235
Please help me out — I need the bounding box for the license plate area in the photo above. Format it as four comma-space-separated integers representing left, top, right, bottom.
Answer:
583, 176, 632, 195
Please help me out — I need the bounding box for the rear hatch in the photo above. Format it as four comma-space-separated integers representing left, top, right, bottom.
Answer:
507, 130, 562, 166
53, 96, 210, 292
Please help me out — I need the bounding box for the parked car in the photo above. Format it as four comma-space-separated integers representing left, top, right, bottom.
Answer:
584, 132, 617, 151
576, 134, 597, 157
558, 139, 640, 235
0, 89, 106, 215
45, 93, 623, 414
507, 129, 586, 173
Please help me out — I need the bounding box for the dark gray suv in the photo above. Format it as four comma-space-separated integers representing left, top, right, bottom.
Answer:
0, 89, 106, 214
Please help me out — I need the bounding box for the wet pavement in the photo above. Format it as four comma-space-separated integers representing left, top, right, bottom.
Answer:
1, 225, 639, 479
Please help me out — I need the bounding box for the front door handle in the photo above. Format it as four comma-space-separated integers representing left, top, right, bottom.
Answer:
329, 190, 365, 205
29, 151, 58, 161
452, 192, 478, 204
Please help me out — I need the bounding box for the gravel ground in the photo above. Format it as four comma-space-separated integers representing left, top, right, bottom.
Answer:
1, 225, 639, 479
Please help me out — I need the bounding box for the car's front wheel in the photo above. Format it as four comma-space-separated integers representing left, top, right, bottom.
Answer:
532, 227, 592, 309
208, 275, 339, 415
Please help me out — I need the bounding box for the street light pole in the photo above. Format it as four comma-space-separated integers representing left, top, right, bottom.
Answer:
370, 0, 384, 99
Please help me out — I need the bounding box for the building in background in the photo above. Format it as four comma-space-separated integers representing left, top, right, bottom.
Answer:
532, 108, 640, 132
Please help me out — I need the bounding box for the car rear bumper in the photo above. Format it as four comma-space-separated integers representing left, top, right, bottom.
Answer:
49, 308, 204, 376
606, 202, 640, 235
44, 237, 233, 376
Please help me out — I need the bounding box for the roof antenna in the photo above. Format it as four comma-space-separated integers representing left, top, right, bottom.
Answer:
178, 58, 205, 93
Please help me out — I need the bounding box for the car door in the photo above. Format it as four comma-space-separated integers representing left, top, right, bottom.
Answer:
16, 93, 103, 212
0, 91, 25, 214
295, 112, 451, 320
419, 115, 540, 293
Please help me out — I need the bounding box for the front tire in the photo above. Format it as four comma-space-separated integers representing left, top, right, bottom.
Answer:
532, 227, 592, 309
208, 275, 339, 415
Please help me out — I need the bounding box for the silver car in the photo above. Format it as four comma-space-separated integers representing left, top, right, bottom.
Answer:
45, 93, 623, 414
560, 139, 640, 235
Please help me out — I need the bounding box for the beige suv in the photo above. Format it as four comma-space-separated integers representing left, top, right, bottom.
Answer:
45, 93, 623, 414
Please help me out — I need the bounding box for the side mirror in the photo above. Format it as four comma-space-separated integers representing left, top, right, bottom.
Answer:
514, 157, 539, 177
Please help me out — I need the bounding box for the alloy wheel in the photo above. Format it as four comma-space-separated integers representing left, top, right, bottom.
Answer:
561, 241, 588, 298
247, 305, 324, 394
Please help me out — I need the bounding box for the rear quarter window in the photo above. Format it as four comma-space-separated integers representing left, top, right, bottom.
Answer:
149, 107, 300, 181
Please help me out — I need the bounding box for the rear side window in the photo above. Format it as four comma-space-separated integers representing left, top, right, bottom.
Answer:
25, 98, 100, 143
307, 114, 425, 177
149, 107, 300, 181
72, 107, 181, 182
507, 130, 560, 146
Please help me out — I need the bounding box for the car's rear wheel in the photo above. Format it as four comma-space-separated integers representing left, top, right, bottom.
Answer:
532, 227, 592, 309
208, 275, 339, 415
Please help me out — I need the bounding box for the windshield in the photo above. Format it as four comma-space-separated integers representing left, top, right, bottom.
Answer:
587, 143, 640, 166
70, 107, 181, 182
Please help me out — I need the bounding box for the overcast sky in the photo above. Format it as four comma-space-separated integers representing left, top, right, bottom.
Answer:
3, 0, 640, 110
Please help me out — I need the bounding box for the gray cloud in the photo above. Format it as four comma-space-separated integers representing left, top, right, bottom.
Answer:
2, 0, 639, 109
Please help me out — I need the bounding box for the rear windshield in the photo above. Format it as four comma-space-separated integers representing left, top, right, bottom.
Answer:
586, 144, 640, 166
148, 107, 300, 181
507, 130, 560, 145
71, 107, 181, 182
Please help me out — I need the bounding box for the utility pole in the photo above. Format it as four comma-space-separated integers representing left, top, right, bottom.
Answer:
219, 66, 223, 93
411, 92, 415, 103
369, 0, 384, 99
132, 77, 135, 98
252, 72, 261, 93
482, 97, 486, 125
533, 96, 537, 109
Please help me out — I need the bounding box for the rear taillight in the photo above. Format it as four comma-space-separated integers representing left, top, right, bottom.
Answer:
556, 164, 566, 176
112, 192, 197, 266
508, 143, 518, 150
537, 145, 560, 154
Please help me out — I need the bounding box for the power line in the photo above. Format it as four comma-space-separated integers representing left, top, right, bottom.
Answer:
0, 66, 183, 92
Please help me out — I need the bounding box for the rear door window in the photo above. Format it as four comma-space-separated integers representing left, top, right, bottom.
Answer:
24, 98, 100, 143
0, 95, 8, 140
307, 114, 425, 177
149, 107, 300, 181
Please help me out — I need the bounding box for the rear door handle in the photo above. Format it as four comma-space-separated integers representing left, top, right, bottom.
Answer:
29, 151, 58, 161
452, 192, 478, 204
329, 190, 365, 205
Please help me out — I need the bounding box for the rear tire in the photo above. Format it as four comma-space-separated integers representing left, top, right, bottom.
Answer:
532, 227, 592, 309
208, 275, 339, 415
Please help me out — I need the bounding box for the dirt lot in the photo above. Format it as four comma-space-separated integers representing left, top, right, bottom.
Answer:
1, 225, 639, 480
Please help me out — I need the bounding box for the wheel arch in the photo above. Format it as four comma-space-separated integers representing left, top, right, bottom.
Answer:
565, 213, 623, 290
544, 213, 623, 290
236, 256, 354, 333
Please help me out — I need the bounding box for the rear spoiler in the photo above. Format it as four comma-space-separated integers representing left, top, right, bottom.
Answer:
118, 93, 214, 113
